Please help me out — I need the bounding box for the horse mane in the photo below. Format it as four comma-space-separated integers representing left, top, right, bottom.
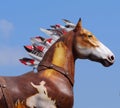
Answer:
20, 19, 75, 69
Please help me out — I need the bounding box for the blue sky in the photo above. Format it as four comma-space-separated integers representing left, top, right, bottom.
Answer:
0, 0, 120, 108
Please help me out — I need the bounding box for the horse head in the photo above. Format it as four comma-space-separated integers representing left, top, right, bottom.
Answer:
73, 19, 115, 67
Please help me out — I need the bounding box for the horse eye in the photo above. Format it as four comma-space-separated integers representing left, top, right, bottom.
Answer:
88, 35, 93, 38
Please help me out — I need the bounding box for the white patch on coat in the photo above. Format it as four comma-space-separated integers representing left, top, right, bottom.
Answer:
26, 81, 56, 108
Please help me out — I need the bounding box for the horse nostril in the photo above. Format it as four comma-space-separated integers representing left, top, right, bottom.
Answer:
108, 55, 114, 61
111, 55, 114, 61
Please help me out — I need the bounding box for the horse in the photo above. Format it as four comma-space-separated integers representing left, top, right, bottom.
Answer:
0, 19, 115, 108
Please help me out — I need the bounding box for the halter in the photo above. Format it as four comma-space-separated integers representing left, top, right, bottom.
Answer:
38, 61, 74, 87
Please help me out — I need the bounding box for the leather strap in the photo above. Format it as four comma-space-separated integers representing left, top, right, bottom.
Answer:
0, 77, 14, 108
38, 62, 73, 86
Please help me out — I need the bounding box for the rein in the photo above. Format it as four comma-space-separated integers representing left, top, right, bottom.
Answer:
38, 62, 74, 86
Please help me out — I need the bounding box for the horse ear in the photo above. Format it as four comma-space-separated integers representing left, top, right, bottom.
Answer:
73, 18, 82, 32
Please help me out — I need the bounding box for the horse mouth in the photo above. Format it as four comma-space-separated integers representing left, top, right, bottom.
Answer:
100, 58, 114, 67
89, 55, 115, 67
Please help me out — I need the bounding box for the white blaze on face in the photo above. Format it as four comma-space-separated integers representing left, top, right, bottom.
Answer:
91, 42, 114, 60
26, 81, 56, 108
76, 40, 115, 66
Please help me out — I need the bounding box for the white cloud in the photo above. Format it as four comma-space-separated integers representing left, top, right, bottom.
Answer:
0, 19, 14, 38
0, 46, 26, 66
0, 19, 24, 66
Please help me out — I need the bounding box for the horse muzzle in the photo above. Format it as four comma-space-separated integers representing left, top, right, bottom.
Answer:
101, 55, 115, 67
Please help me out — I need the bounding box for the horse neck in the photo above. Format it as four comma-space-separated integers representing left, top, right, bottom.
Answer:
38, 31, 75, 82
